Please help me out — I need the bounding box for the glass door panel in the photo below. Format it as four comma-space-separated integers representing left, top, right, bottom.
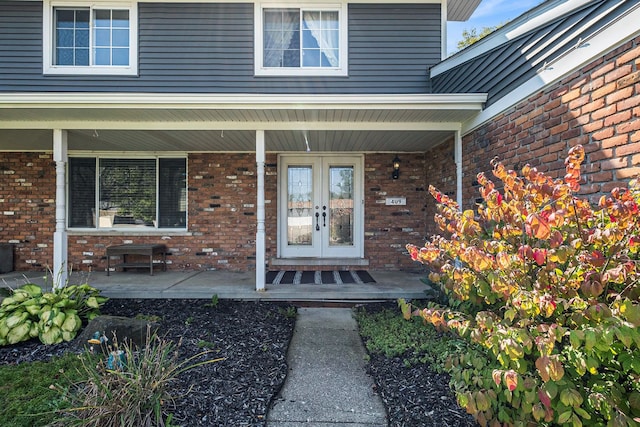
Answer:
328, 166, 353, 247
287, 166, 313, 246
279, 155, 362, 259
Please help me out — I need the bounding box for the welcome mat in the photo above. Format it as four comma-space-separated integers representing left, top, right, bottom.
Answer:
266, 270, 376, 285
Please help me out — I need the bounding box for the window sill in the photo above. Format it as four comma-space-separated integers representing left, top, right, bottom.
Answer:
43, 66, 139, 76
67, 229, 191, 237
254, 68, 348, 77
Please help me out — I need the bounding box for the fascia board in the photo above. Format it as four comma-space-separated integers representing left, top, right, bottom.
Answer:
0, 93, 487, 110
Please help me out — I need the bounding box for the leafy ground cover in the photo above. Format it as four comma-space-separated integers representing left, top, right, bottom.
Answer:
356, 301, 479, 427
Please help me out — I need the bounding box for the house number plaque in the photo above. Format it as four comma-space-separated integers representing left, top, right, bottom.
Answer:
385, 197, 406, 206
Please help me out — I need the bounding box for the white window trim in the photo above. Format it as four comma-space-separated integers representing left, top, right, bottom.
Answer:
254, 1, 348, 77
43, 0, 138, 76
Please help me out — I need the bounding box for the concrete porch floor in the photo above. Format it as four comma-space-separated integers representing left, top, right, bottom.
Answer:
0, 269, 432, 302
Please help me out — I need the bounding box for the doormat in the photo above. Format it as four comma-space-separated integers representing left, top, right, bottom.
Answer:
266, 270, 376, 285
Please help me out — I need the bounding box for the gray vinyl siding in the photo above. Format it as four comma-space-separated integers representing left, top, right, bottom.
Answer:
0, 2, 441, 94
431, 0, 634, 107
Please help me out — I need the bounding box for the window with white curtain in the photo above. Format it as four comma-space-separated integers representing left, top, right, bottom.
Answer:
256, 3, 347, 76
68, 157, 187, 230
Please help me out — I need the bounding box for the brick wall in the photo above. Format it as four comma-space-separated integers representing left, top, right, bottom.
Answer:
456, 36, 640, 209
423, 139, 457, 237
0, 152, 56, 270
1, 151, 428, 272
364, 153, 426, 270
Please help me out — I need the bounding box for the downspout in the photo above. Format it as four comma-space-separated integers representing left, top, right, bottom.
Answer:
441, 0, 448, 60
455, 129, 463, 209
53, 129, 68, 289
255, 130, 266, 292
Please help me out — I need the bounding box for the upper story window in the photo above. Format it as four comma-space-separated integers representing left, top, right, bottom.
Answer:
255, 2, 348, 76
43, 1, 138, 76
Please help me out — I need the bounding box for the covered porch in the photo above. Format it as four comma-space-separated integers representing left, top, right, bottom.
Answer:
0, 92, 487, 293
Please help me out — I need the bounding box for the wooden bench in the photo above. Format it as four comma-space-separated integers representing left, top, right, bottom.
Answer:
106, 244, 168, 276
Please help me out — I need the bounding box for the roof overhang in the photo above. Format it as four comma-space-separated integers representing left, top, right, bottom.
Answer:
0, 93, 487, 152
13, 0, 480, 22
447, 0, 481, 21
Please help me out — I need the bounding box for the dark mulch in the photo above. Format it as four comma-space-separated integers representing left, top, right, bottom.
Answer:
0, 298, 296, 427
1, 298, 478, 426
358, 302, 479, 427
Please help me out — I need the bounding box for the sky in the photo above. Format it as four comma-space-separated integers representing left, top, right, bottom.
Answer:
447, 0, 545, 56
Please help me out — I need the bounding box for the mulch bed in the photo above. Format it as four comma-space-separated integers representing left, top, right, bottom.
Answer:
358, 302, 479, 427
0, 298, 296, 427
1, 298, 478, 426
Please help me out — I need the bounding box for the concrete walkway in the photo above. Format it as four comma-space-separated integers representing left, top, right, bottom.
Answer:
268, 308, 387, 426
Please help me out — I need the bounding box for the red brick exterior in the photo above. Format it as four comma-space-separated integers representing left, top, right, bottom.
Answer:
0, 152, 425, 272
3, 38, 638, 273
423, 139, 457, 238
427, 36, 640, 219
0, 153, 56, 269
364, 153, 427, 270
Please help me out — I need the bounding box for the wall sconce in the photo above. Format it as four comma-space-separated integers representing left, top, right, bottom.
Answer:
392, 155, 400, 179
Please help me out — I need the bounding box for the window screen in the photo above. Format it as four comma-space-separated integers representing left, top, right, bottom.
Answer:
158, 158, 187, 228
68, 157, 96, 227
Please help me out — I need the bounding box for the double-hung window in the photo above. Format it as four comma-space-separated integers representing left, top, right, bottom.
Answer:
255, 3, 348, 76
68, 157, 187, 230
43, 0, 138, 75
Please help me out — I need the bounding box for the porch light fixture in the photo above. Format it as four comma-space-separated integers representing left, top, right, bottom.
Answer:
392, 155, 400, 179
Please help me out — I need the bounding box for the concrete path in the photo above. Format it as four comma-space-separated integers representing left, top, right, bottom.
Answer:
267, 307, 387, 426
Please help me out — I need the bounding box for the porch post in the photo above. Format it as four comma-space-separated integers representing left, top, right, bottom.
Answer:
455, 129, 463, 209
53, 129, 68, 289
255, 130, 266, 292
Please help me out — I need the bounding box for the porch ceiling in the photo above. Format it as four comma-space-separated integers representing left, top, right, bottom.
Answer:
0, 128, 455, 152
0, 93, 487, 152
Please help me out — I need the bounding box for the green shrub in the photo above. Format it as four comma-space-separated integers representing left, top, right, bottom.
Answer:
404, 145, 640, 426
0, 284, 108, 346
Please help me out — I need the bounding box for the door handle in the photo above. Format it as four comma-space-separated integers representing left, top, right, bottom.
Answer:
315, 212, 320, 231
322, 205, 327, 227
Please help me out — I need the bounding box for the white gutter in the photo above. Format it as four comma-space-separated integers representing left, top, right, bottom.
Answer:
455, 128, 462, 209
0, 93, 488, 110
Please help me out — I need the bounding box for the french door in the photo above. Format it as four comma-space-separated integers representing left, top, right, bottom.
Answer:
279, 155, 363, 258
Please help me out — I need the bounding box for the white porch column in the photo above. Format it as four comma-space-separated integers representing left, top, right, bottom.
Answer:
53, 129, 68, 289
455, 129, 463, 210
255, 130, 266, 292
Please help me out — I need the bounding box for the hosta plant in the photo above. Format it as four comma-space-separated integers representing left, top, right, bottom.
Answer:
0, 283, 108, 345
404, 145, 640, 427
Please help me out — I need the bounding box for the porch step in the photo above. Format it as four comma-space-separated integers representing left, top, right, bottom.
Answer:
270, 257, 369, 267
